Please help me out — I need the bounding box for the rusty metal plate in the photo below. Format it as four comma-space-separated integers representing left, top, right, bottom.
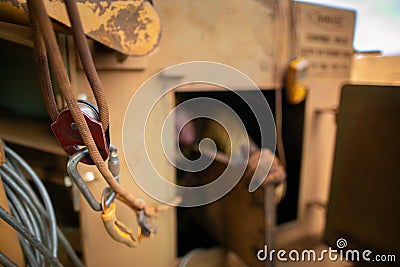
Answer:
0, 0, 161, 56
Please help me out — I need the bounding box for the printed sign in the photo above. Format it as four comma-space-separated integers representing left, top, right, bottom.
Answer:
293, 2, 356, 78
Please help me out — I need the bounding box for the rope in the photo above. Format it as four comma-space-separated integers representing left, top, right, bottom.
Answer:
28, 0, 59, 122
64, 0, 109, 131
27, 0, 146, 212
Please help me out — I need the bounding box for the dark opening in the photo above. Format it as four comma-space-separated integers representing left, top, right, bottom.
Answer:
175, 89, 305, 256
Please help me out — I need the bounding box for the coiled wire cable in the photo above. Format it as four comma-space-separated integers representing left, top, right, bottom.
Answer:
0, 144, 85, 267
0, 205, 61, 267
0, 251, 19, 267
3, 145, 58, 256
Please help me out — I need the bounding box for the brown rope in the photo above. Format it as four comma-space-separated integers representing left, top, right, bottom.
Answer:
28, 0, 59, 122
28, 0, 146, 212
64, 0, 109, 131
116, 195, 182, 217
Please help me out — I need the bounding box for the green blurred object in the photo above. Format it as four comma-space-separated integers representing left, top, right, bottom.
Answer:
0, 39, 49, 120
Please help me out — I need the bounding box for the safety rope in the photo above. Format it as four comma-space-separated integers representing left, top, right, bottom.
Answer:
64, 0, 109, 131
27, 0, 59, 122
27, 0, 147, 212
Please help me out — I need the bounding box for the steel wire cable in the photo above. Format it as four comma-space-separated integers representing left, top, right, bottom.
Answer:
0, 145, 85, 267
0, 205, 62, 267
0, 251, 19, 267
4, 146, 58, 256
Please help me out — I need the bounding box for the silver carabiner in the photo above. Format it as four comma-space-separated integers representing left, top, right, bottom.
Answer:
67, 147, 102, 211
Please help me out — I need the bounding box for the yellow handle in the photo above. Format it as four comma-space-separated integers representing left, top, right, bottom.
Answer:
101, 203, 139, 247
286, 58, 308, 105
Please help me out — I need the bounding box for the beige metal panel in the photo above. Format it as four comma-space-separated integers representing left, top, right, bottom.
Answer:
351, 55, 400, 84
78, 172, 176, 267
146, 0, 287, 89
69, 35, 177, 264
68, 1, 288, 266
279, 2, 356, 247
70, 65, 177, 266
294, 55, 400, 243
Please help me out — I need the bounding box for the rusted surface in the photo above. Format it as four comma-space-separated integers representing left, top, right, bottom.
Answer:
89, 1, 159, 55
0, 0, 161, 55
0, 0, 21, 9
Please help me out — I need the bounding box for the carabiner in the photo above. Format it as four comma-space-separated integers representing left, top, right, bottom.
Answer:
101, 188, 138, 247
101, 188, 156, 247
67, 147, 102, 211
68, 146, 157, 247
